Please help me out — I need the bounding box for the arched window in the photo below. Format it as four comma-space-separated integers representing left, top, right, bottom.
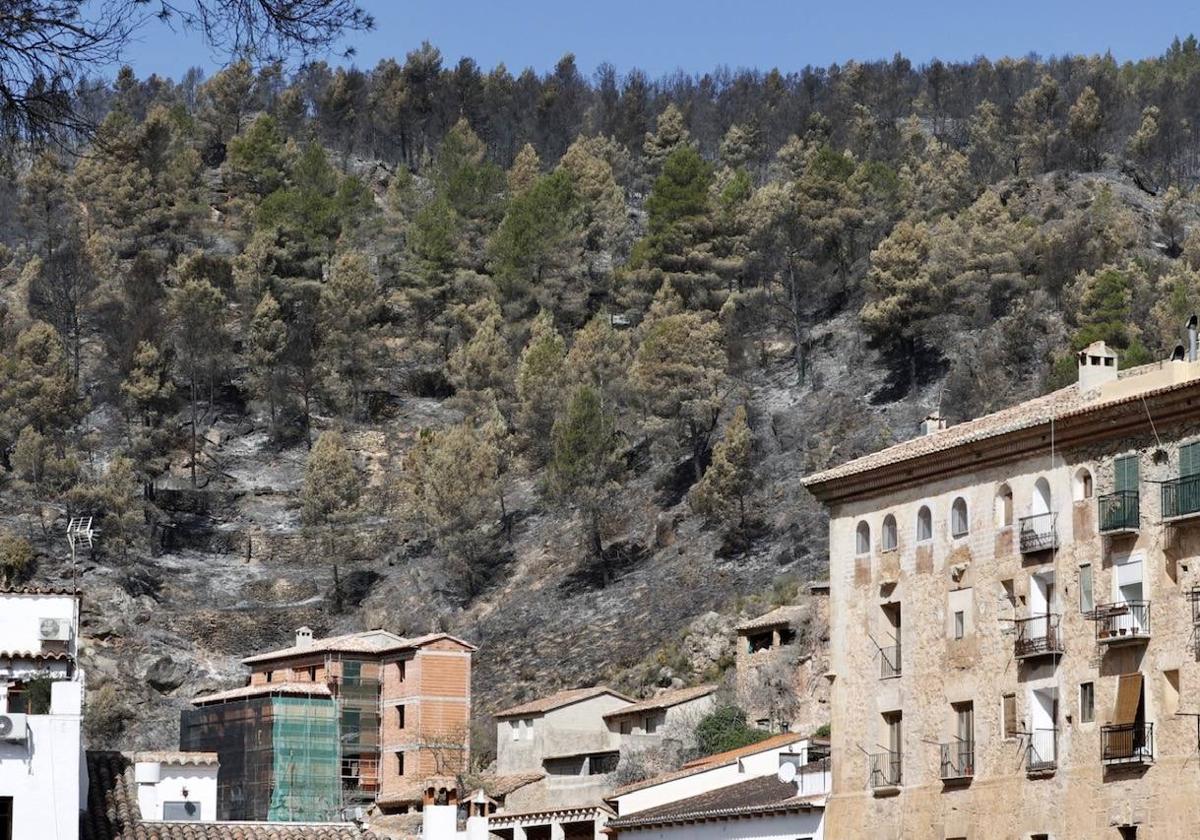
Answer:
995, 484, 1013, 527
882, 514, 898, 551
1033, 477, 1052, 516
951, 497, 969, 538
1074, 468, 1093, 501
916, 506, 932, 542
856, 521, 871, 555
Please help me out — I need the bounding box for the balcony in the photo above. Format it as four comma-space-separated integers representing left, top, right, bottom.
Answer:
1101, 722, 1154, 766
1014, 614, 1063, 660
1093, 601, 1150, 645
869, 750, 901, 790
879, 643, 901, 679
1018, 513, 1057, 554
1161, 474, 1200, 521
1026, 728, 1057, 774
1099, 490, 1139, 534
939, 741, 974, 782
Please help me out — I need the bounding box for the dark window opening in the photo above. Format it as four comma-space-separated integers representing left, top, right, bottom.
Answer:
747, 631, 773, 653
397, 705, 406, 728
778, 627, 797, 645
396, 752, 405, 775
0, 797, 11, 840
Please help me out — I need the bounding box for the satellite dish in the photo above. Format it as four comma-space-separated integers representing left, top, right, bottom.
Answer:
777, 762, 797, 784
0, 716, 12, 738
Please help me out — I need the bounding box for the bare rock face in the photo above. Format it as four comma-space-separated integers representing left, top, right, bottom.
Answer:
143, 656, 191, 694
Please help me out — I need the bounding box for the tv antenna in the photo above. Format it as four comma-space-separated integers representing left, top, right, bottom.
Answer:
66, 517, 95, 592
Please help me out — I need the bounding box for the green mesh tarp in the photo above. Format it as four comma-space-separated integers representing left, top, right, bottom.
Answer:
268, 695, 341, 821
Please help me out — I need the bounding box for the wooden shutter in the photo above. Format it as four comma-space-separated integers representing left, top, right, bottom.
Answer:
1112, 673, 1144, 725
1114, 455, 1138, 492
1002, 694, 1017, 738
1181, 443, 1200, 478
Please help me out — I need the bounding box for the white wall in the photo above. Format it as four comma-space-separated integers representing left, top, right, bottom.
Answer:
0, 680, 84, 840
0, 593, 77, 660
616, 811, 823, 840
496, 693, 630, 774
135, 761, 219, 821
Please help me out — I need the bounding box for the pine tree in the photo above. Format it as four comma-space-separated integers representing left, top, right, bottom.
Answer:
248, 292, 289, 424
319, 251, 381, 418
302, 430, 361, 529
565, 314, 631, 409
515, 311, 567, 461
860, 220, 937, 387
168, 279, 227, 486
689, 405, 754, 530
507, 143, 542, 198
446, 301, 513, 413
1068, 86, 1104, 170
0, 321, 82, 451
643, 103, 690, 171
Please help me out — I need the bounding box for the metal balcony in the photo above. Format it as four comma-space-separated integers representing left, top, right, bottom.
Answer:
939, 741, 974, 781
1018, 513, 1057, 554
869, 750, 901, 789
1027, 728, 1057, 774
1093, 601, 1150, 644
1014, 614, 1063, 660
879, 643, 901, 679
1099, 490, 1139, 534
1101, 722, 1154, 766
1162, 474, 1200, 520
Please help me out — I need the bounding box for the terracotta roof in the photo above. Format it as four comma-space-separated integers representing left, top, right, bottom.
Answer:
489, 803, 615, 823
613, 733, 809, 796
133, 751, 219, 766
803, 359, 1200, 492
736, 606, 807, 633
607, 775, 822, 830
493, 686, 634, 719
373, 775, 460, 807
241, 630, 476, 665
192, 682, 333, 705
471, 771, 545, 798
0, 585, 78, 596
603, 684, 717, 718
82, 751, 378, 840
0, 649, 73, 661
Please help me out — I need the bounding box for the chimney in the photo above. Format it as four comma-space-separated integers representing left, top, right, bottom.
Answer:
920, 412, 947, 436
295, 626, 313, 648
1188, 314, 1197, 362
1077, 341, 1119, 392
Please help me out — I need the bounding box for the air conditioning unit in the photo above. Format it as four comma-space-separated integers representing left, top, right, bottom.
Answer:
38, 618, 69, 642
0, 713, 29, 743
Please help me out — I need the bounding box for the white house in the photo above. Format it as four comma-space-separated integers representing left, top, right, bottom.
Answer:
0, 586, 86, 840
133, 751, 219, 821
606, 733, 830, 840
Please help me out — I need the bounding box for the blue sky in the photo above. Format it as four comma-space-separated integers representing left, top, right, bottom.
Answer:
113, 0, 1200, 80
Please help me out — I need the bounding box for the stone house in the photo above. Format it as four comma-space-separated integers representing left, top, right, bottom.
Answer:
603, 683, 717, 755
804, 339, 1200, 838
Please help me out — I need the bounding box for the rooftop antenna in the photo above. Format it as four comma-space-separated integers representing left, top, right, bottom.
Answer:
66, 517, 94, 593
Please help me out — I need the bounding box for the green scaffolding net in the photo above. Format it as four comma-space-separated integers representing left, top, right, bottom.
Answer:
268, 695, 341, 821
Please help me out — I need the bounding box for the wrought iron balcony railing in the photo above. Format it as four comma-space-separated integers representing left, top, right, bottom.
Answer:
1027, 727, 1057, 774
939, 740, 974, 781
1099, 490, 1139, 533
869, 750, 902, 788
1014, 613, 1063, 659
1018, 512, 1057, 553
1162, 474, 1200, 520
1101, 722, 1154, 766
879, 643, 901, 679
1093, 601, 1150, 643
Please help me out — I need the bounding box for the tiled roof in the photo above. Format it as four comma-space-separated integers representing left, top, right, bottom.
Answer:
82, 751, 378, 840
0, 649, 73, 661
603, 684, 716, 718
0, 585, 78, 596
802, 359, 1200, 490
133, 751, 219, 766
373, 775, 460, 808
192, 682, 332, 705
607, 775, 822, 829
241, 630, 476, 665
613, 733, 809, 797
472, 771, 545, 798
736, 605, 807, 633
493, 686, 633, 719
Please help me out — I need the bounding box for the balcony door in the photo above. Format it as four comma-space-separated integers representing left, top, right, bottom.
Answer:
1113, 552, 1144, 633
1028, 572, 1055, 640
1029, 688, 1057, 767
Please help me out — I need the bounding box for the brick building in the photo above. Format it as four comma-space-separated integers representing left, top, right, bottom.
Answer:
181, 627, 475, 821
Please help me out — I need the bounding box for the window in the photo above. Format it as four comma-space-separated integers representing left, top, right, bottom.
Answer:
1181, 441, 1200, 478
0, 797, 11, 840
396, 751, 405, 775
748, 631, 773, 652
882, 514, 898, 551
396, 705, 406, 729
951, 497, 969, 537
995, 483, 1013, 527
162, 801, 200, 820
511, 722, 520, 741
1001, 693, 1018, 739
342, 709, 361, 745
307, 665, 318, 681
1080, 682, 1095, 723
954, 701, 974, 753
1115, 455, 1138, 493
396, 660, 406, 682
619, 719, 632, 735
524, 718, 534, 739
953, 611, 965, 640
1079, 564, 1093, 614
856, 520, 871, 554
1074, 467, 1093, 500
916, 506, 932, 542
645, 714, 659, 734
588, 752, 619, 775
343, 660, 361, 685
265, 671, 273, 683
1119, 827, 1138, 840
884, 711, 903, 782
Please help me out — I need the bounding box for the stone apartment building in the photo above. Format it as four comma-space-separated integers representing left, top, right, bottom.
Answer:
803, 339, 1200, 839
181, 626, 475, 821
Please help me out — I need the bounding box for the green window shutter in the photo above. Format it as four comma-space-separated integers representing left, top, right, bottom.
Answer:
1114, 455, 1139, 492
1182, 443, 1200, 478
